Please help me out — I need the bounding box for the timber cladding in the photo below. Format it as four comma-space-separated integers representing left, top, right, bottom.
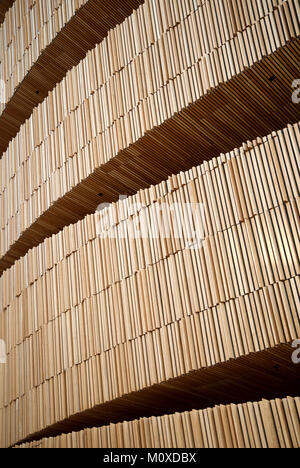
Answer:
0, 123, 299, 447
0, 0, 299, 449
0, 0, 145, 154
0, 0, 299, 273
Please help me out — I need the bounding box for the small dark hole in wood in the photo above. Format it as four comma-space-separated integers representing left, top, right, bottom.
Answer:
268, 75, 276, 82
98, 193, 103, 197
36, 90, 40, 94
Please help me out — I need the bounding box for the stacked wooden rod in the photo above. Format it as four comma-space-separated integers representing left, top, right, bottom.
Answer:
0, 0, 145, 155
2, 342, 299, 447
0, 0, 87, 114
1, 0, 299, 451
0, 0, 14, 25
1, 123, 299, 349
0, 0, 147, 113
0, 123, 299, 447
0, 0, 285, 118
13, 396, 300, 448
0, 0, 299, 273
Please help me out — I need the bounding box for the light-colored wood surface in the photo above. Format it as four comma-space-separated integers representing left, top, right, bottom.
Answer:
12, 396, 300, 448
0, 0, 145, 155
0, 0, 299, 273
0, 123, 299, 447
1, 0, 299, 450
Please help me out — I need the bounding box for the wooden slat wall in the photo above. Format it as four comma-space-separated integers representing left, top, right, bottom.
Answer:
1, 0, 299, 451
2, 342, 299, 447
0, 0, 299, 273
13, 396, 300, 448
0, 0, 146, 155
0, 123, 299, 447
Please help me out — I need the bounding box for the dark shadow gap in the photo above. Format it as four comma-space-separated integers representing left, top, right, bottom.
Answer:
12, 342, 299, 447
